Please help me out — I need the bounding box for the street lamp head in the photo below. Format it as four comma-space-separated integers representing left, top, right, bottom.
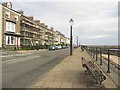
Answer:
69, 18, 74, 26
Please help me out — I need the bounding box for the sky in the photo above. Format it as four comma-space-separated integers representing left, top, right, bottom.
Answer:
1, 0, 119, 45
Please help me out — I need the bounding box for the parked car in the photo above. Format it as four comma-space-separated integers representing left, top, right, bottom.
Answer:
49, 46, 57, 50
57, 46, 62, 49
65, 46, 69, 48
62, 46, 66, 49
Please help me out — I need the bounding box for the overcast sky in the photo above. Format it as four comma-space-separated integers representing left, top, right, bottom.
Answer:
2, 0, 118, 45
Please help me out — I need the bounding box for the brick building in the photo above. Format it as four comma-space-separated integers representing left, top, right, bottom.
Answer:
1, 2, 70, 49
54, 31, 70, 46
19, 13, 42, 46
0, 3, 2, 48
2, 2, 21, 50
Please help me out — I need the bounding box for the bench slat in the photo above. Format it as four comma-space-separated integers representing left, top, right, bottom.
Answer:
81, 57, 106, 85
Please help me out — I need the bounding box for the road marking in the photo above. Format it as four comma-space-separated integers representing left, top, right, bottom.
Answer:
0, 52, 32, 58
2, 55, 41, 64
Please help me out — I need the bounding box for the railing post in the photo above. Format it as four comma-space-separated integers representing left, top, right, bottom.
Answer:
91, 47, 92, 56
107, 49, 110, 73
92, 47, 94, 58
96, 47, 97, 61
93, 47, 95, 58
100, 48, 102, 65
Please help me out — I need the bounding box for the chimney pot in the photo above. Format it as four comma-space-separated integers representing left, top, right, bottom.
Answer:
28, 16, 34, 21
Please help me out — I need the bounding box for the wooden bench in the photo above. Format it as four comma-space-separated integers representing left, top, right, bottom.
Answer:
81, 57, 106, 85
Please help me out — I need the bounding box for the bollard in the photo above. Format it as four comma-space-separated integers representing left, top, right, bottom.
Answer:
96, 48, 98, 61
100, 48, 102, 65
107, 49, 110, 73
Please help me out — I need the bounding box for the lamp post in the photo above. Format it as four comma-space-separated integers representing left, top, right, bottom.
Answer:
77, 36, 78, 47
69, 18, 74, 56
79, 41, 80, 46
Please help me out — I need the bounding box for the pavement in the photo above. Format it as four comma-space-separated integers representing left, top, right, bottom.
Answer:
2, 49, 69, 88
0, 49, 47, 57
32, 47, 118, 88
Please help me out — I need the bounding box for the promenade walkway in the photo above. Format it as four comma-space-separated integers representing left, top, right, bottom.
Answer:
32, 48, 117, 88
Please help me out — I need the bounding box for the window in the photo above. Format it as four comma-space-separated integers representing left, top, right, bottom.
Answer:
11, 23, 15, 32
7, 2, 11, 8
6, 36, 15, 45
11, 36, 14, 44
7, 36, 10, 44
6, 9, 10, 18
15, 15, 18, 21
7, 4, 10, 8
6, 22, 10, 31
6, 22, 15, 32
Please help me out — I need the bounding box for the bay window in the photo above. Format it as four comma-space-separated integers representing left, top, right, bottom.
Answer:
7, 36, 10, 45
11, 36, 14, 44
6, 36, 15, 45
6, 21, 15, 32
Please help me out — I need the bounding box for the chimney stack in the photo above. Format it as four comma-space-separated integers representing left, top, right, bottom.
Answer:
45, 25, 48, 28
2, 2, 12, 9
17, 10, 24, 15
40, 23, 45, 26
34, 20, 40, 23
50, 27, 54, 31
28, 16, 34, 21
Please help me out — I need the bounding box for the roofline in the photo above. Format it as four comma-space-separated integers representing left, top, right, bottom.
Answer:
2, 4, 21, 16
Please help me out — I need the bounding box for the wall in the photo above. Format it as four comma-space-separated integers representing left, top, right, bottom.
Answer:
0, 4, 2, 48
2, 4, 21, 49
0, 2, 2, 90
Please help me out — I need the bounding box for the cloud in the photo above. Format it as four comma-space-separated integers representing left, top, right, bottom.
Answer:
10, 1, 118, 45
1, 0, 119, 2
89, 35, 112, 39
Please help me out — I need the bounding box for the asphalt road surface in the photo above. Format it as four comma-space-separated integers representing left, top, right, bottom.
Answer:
2, 49, 69, 88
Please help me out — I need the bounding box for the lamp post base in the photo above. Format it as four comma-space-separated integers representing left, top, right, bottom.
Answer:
107, 70, 110, 73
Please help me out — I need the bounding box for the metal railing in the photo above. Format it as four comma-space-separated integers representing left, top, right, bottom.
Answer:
82, 46, 120, 87
83, 46, 120, 73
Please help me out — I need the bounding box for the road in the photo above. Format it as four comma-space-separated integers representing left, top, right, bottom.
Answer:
2, 49, 69, 88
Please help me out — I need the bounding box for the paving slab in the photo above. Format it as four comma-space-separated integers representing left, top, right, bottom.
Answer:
32, 47, 118, 88
1, 49, 47, 57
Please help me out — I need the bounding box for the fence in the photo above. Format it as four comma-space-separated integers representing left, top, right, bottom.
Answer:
83, 46, 120, 72
82, 46, 120, 87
